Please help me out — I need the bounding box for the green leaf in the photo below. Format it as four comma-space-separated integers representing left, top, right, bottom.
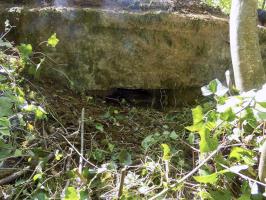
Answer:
0, 117, 10, 136
118, 150, 132, 165
220, 108, 236, 122
199, 128, 218, 153
186, 122, 204, 132
35, 106, 47, 119
161, 143, 171, 161
209, 190, 232, 200
33, 173, 42, 181
80, 190, 89, 200
64, 187, 79, 200
192, 106, 204, 124
47, 33, 59, 48
188, 132, 195, 144
169, 131, 178, 140
229, 147, 254, 165
33, 192, 48, 200
18, 43, 32, 58
0, 97, 13, 117
193, 173, 219, 184
141, 134, 156, 151
91, 149, 105, 162
95, 123, 104, 132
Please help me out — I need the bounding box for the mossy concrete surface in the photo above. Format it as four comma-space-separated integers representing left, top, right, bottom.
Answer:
0, 7, 230, 92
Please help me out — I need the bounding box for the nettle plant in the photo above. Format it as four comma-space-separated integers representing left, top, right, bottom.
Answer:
187, 79, 266, 199
0, 20, 58, 160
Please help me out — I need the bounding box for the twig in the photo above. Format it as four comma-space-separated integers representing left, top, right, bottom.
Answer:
0, 166, 30, 185
14, 167, 38, 200
79, 108, 85, 174
148, 145, 223, 200
219, 163, 266, 187
61, 148, 73, 198
117, 167, 127, 199
57, 132, 97, 168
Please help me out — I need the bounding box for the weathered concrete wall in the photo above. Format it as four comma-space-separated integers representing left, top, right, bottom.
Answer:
1, 7, 231, 92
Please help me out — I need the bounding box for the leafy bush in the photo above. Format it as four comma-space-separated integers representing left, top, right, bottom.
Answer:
202, 0, 266, 13
187, 79, 266, 199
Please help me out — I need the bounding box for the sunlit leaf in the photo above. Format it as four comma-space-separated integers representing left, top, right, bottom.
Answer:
161, 143, 171, 161
33, 173, 42, 181
194, 173, 219, 184
47, 33, 59, 48
64, 187, 79, 200
229, 165, 248, 173
192, 105, 204, 124
201, 79, 228, 97
220, 107, 236, 122
229, 147, 254, 165
199, 128, 218, 153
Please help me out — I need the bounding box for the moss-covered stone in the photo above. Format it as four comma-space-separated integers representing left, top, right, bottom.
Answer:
0, 7, 231, 94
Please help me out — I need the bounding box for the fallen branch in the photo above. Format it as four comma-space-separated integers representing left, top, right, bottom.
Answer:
0, 166, 30, 185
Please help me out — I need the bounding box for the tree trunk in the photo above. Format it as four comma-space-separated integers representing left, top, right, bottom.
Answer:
230, 0, 266, 92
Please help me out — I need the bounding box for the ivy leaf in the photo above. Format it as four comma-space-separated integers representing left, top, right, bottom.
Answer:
201, 79, 228, 97
118, 150, 132, 166
32, 192, 48, 200
161, 143, 171, 161
192, 105, 204, 124
0, 97, 13, 117
141, 134, 156, 151
47, 33, 59, 48
186, 122, 204, 132
209, 190, 232, 200
169, 131, 178, 140
33, 173, 42, 182
229, 147, 254, 165
220, 108, 236, 122
64, 187, 79, 200
0, 117, 10, 136
199, 128, 218, 153
18, 43, 32, 58
95, 123, 104, 132
194, 173, 219, 184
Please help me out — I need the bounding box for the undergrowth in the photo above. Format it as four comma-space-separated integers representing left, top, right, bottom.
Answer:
2, 19, 266, 200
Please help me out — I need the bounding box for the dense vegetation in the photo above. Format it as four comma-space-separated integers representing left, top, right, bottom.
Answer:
2, 1, 266, 200
203, 0, 266, 13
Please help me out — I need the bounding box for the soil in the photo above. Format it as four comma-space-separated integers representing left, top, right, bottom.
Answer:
31, 78, 194, 165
